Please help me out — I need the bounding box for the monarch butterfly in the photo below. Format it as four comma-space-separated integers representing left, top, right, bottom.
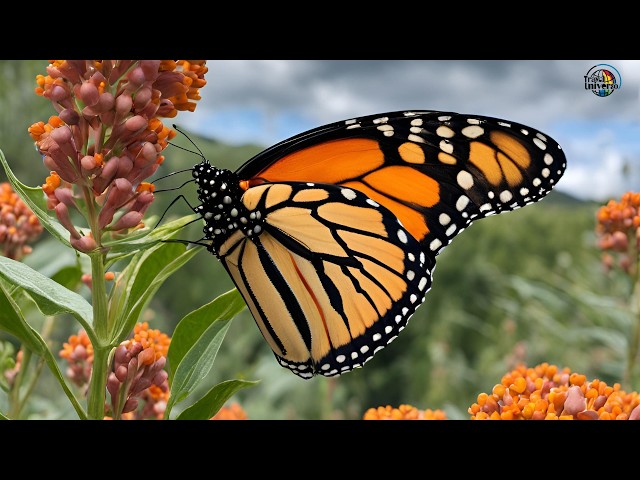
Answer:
183, 110, 566, 379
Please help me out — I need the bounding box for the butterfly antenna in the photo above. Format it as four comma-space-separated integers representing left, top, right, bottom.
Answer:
152, 167, 195, 184
162, 237, 210, 248
154, 178, 195, 193
172, 124, 208, 164
154, 194, 199, 230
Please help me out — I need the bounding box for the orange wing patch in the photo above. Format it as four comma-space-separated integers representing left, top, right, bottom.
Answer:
469, 131, 532, 187
255, 138, 385, 184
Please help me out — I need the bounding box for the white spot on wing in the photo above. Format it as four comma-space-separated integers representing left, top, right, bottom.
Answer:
499, 190, 513, 203
456, 195, 469, 211
461, 125, 484, 138
533, 138, 547, 150
440, 140, 453, 154
341, 188, 357, 200
436, 126, 455, 138
457, 170, 474, 190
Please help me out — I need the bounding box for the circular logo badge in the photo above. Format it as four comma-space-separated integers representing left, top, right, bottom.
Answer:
584, 64, 622, 97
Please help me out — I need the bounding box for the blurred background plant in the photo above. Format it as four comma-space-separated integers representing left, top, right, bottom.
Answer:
1, 60, 638, 420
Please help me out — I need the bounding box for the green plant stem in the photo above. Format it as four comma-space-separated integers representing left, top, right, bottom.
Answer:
8, 347, 31, 419
12, 316, 54, 418
86, 252, 112, 419
87, 345, 110, 419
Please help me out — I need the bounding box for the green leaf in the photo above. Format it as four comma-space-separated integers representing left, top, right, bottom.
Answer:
103, 214, 200, 266
50, 265, 83, 292
0, 282, 87, 419
176, 379, 258, 420
0, 410, 7, 420
0, 256, 94, 343
168, 288, 245, 382
108, 241, 201, 344
165, 291, 245, 415
0, 148, 74, 248
0, 340, 16, 392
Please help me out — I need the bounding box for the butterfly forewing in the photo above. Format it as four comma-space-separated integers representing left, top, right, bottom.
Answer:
236, 111, 566, 256
217, 182, 432, 378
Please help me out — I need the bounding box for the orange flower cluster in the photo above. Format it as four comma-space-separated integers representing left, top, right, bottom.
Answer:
469, 362, 640, 420
59, 329, 94, 387
211, 402, 249, 420
124, 321, 171, 362
107, 321, 171, 419
363, 404, 447, 420
596, 192, 640, 273
28, 60, 207, 253
59, 322, 171, 419
0, 182, 43, 260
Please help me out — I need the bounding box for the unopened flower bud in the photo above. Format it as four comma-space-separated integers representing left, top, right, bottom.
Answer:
133, 87, 152, 111
152, 369, 168, 386
127, 67, 146, 87
59, 108, 80, 125
563, 385, 586, 416
124, 115, 147, 133
70, 235, 97, 253
53, 187, 75, 207
49, 84, 69, 102
107, 372, 121, 398
79, 82, 99, 106
54, 202, 81, 239
111, 211, 143, 231
80, 155, 98, 171
115, 93, 133, 117
115, 365, 128, 383
114, 345, 129, 365
115, 155, 133, 179
138, 347, 155, 366
122, 398, 139, 413
140, 61, 161, 81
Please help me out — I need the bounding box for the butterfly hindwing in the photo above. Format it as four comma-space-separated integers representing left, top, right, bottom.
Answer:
216, 182, 433, 378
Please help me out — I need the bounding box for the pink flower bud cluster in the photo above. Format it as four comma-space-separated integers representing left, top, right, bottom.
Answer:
59, 330, 94, 388
596, 192, 640, 274
3, 349, 22, 388
0, 182, 43, 260
106, 342, 169, 418
28, 60, 208, 253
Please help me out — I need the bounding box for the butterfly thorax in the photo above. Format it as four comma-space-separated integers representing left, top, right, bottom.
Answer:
192, 162, 264, 257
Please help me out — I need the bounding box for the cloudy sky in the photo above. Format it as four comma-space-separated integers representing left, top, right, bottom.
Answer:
175, 60, 640, 202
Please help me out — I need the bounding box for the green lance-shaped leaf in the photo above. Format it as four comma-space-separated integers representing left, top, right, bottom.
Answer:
0, 256, 94, 344
108, 240, 201, 345
176, 379, 259, 420
103, 214, 201, 267
0, 281, 87, 419
165, 289, 246, 416
167, 288, 245, 382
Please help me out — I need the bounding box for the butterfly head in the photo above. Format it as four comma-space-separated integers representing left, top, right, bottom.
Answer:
192, 161, 264, 256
